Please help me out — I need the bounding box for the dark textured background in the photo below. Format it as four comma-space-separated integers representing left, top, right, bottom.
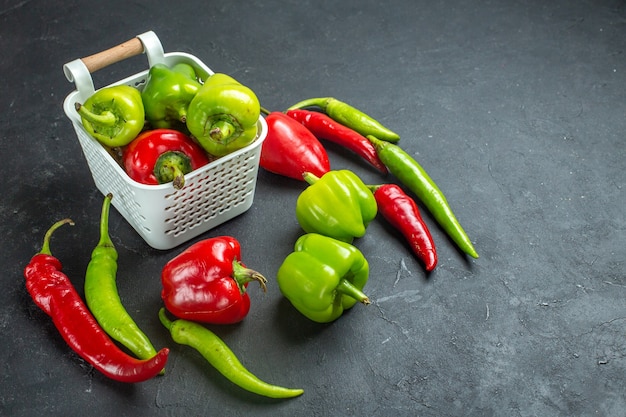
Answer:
1, 1, 625, 416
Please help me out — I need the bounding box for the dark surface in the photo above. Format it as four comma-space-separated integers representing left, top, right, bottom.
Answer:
1, 1, 625, 416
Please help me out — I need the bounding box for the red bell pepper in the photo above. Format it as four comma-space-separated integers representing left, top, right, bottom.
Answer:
122, 128, 210, 189
161, 236, 267, 325
260, 112, 330, 181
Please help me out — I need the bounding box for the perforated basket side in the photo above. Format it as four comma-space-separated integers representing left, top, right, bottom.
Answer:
163, 139, 263, 237
71, 121, 146, 216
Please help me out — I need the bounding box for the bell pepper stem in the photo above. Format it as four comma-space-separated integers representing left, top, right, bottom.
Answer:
209, 120, 236, 143
153, 151, 193, 190
336, 278, 371, 305
75, 102, 117, 126
231, 260, 268, 293
39, 218, 74, 256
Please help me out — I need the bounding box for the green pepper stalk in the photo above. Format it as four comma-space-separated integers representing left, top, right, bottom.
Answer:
84, 193, 163, 367
141, 63, 201, 131
277, 233, 371, 323
186, 73, 260, 157
75, 85, 145, 148
296, 170, 377, 243
287, 97, 400, 143
158, 309, 303, 398
367, 135, 478, 258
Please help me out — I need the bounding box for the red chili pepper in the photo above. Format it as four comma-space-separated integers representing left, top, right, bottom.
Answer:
286, 109, 387, 174
370, 184, 438, 271
122, 128, 210, 189
24, 219, 169, 383
161, 236, 268, 325
260, 112, 330, 181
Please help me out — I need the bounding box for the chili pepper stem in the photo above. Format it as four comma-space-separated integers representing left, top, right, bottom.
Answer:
287, 97, 329, 111
97, 194, 114, 248
39, 218, 74, 255
75, 102, 117, 126
158, 307, 174, 331
336, 278, 370, 305
302, 171, 321, 185
231, 260, 268, 293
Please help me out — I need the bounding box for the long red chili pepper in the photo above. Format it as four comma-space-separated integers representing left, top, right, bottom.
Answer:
369, 184, 438, 271
286, 109, 387, 174
24, 218, 169, 383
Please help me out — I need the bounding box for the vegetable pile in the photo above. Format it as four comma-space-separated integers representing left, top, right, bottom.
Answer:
258, 95, 478, 324
24, 202, 168, 384
24, 194, 302, 397
25, 57, 479, 399
75, 63, 262, 189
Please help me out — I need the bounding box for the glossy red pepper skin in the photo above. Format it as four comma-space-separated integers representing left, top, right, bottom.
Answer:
122, 128, 210, 189
286, 109, 387, 174
161, 236, 267, 325
371, 184, 438, 271
260, 112, 330, 180
24, 219, 169, 383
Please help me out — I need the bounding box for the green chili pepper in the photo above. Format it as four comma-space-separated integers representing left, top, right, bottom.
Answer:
158, 308, 303, 399
141, 63, 201, 131
367, 135, 478, 258
277, 233, 370, 323
84, 193, 162, 365
296, 170, 377, 243
186, 73, 260, 157
75, 85, 145, 147
287, 97, 400, 142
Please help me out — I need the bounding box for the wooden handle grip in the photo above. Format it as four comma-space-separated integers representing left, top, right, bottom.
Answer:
81, 36, 144, 73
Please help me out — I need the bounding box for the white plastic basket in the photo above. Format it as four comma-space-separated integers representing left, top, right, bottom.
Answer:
62, 31, 267, 250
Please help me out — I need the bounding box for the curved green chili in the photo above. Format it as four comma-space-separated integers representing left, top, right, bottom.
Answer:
367, 136, 478, 259
287, 97, 400, 142
158, 308, 303, 399
84, 193, 161, 363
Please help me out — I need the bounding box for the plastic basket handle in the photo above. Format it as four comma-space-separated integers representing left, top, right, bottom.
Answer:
63, 31, 165, 98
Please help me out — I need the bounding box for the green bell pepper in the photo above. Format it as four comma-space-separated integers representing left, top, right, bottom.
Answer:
75, 85, 145, 148
186, 73, 260, 157
141, 63, 201, 131
277, 233, 371, 323
296, 170, 377, 243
